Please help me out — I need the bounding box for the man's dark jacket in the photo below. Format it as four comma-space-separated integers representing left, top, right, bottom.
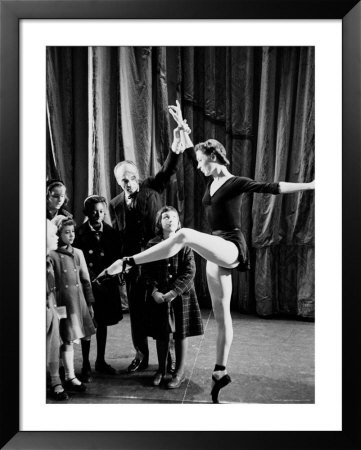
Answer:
109, 150, 180, 255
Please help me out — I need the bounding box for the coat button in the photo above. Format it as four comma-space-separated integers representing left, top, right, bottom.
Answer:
65, 285, 68, 288
60, 255, 64, 258
74, 268, 77, 272
76, 284, 79, 287
169, 274, 173, 279
168, 264, 171, 267
63, 269, 67, 273
89, 250, 93, 254
89, 263, 93, 267
100, 252, 104, 257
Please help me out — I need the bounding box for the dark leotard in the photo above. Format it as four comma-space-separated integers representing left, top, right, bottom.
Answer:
203, 177, 280, 270
184, 147, 280, 269
202, 176, 280, 231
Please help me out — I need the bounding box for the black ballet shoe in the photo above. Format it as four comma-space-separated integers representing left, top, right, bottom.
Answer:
211, 374, 231, 404
123, 257, 136, 273
93, 270, 117, 287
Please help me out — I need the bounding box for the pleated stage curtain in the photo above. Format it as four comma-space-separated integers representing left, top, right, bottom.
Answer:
46, 47, 89, 221
46, 46, 314, 318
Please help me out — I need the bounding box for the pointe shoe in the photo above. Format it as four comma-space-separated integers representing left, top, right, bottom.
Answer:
211, 374, 231, 403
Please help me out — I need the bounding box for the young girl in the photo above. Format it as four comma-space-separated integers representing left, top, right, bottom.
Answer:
46, 179, 72, 220
141, 206, 203, 389
46, 219, 68, 401
74, 195, 123, 381
50, 216, 96, 392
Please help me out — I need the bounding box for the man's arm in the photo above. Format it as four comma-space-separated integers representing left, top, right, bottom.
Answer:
147, 102, 194, 193
146, 150, 180, 193
147, 122, 196, 193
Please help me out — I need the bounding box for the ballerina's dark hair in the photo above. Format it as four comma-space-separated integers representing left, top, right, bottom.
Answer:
154, 206, 181, 236
194, 139, 230, 166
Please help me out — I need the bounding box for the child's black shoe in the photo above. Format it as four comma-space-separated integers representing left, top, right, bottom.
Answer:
50, 384, 69, 401
64, 377, 87, 392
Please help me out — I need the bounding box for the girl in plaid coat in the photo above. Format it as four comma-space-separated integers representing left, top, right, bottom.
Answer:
141, 206, 203, 389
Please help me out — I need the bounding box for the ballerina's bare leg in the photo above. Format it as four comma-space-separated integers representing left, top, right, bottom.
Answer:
131, 227, 239, 269
206, 260, 234, 366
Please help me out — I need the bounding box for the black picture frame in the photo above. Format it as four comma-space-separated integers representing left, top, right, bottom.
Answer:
1, 1, 360, 449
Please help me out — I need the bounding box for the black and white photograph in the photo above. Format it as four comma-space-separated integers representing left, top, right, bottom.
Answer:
45, 45, 315, 405
1, 2, 360, 448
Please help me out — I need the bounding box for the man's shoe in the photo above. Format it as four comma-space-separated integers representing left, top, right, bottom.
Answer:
167, 373, 185, 389
95, 362, 116, 375
127, 358, 149, 373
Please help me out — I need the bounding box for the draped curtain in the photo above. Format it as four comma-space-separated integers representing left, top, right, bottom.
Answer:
46, 46, 314, 318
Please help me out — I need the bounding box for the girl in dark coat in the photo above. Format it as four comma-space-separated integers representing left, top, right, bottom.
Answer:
141, 206, 203, 389
74, 195, 123, 381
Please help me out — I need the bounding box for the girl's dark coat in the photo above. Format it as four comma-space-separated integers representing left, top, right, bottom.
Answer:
74, 221, 123, 326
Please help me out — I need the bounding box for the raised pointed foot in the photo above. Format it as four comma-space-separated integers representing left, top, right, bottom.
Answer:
211, 374, 231, 404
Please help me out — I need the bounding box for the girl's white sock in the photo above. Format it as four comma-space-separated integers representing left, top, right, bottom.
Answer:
62, 345, 75, 380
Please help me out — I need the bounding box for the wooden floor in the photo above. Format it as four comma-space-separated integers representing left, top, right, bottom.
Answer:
47, 309, 314, 404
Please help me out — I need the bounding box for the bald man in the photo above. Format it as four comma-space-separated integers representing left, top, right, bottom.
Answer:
109, 146, 183, 373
